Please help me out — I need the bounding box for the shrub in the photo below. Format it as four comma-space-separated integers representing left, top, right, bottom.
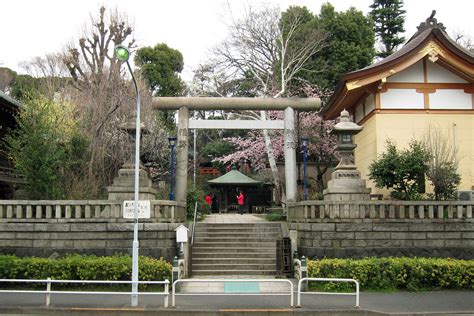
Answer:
186, 186, 208, 219
368, 140, 429, 200
307, 257, 473, 291
0, 254, 171, 289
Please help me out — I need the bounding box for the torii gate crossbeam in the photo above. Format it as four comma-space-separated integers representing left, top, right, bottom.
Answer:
152, 97, 321, 204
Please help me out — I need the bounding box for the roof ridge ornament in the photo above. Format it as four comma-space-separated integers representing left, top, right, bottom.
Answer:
417, 10, 446, 33
420, 41, 446, 63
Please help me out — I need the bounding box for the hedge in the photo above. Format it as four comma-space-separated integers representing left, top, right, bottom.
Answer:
308, 257, 474, 291
0, 254, 171, 288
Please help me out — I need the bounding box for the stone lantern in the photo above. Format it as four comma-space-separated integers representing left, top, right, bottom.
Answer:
107, 116, 157, 201
333, 109, 362, 171
323, 109, 370, 202
120, 116, 146, 167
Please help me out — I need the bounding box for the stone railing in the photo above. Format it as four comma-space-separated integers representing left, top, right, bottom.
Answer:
288, 200, 473, 222
0, 200, 186, 223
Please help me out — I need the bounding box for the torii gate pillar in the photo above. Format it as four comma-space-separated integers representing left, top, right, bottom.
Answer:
284, 107, 297, 203
176, 107, 189, 203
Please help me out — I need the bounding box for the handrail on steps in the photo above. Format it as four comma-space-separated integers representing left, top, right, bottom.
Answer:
191, 201, 198, 246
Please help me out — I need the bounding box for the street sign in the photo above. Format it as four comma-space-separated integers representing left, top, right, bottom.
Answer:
123, 200, 151, 219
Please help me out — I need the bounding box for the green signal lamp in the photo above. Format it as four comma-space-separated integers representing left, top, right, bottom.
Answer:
115, 45, 130, 62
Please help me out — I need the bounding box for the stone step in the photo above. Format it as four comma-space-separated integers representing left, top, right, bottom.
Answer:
193, 240, 277, 244
197, 223, 281, 227
193, 241, 276, 247
195, 226, 281, 232
192, 252, 276, 259
193, 238, 280, 243
176, 278, 295, 293
195, 232, 282, 237
193, 258, 276, 264
192, 247, 276, 254
195, 237, 279, 243
192, 269, 278, 276
192, 263, 276, 270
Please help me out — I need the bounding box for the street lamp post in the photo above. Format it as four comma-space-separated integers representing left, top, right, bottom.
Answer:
168, 136, 177, 200
115, 44, 140, 307
301, 137, 309, 201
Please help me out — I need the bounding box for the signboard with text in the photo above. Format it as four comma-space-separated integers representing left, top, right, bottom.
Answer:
123, 200, 151, 219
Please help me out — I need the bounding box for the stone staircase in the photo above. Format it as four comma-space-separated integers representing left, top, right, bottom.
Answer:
191, 222, 282, 276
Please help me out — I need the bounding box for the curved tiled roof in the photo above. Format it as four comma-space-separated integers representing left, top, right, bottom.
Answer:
0, 91, 21, 109
208, 169, 260, 186
322, 12, 474, 118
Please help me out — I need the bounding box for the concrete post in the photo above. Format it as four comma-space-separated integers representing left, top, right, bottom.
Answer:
284, 107, 297, 203
176, 107, 189, 203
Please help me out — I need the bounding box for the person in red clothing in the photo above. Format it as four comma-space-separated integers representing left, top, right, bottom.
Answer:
205, 194, 212, 206
237, 190, 245, 215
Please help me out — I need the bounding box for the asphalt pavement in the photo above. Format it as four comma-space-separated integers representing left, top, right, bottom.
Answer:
0, 290, 473, 315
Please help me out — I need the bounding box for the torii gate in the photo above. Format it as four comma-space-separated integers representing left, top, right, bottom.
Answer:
152, 97, 321, 204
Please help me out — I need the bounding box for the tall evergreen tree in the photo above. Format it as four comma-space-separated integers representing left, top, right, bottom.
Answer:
135, 43, 185, 131
370, 0, 406, 58
134, 43, 185, 97
290, 3, 375, 93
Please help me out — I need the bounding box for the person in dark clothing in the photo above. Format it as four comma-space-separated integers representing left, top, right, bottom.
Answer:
211, 193, 218, 213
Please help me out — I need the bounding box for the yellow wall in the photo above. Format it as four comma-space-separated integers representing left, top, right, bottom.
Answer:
354, 113, 474, 196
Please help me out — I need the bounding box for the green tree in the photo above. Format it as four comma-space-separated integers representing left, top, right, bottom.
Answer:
135, 43, 185, 131
134, 43, 185, 97
370, 0, 406, 58
368, 140, 429, 200
5, 97, 90, 199
9, 74, 40, 101
0, 67, 17, 92
291, 3, 376, 92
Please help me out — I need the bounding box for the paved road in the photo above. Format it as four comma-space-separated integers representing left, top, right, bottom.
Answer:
0, 290, 473, 315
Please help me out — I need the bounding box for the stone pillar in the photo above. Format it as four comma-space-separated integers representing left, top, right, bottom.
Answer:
284, 107, 297, 203
176, 107, 189, 203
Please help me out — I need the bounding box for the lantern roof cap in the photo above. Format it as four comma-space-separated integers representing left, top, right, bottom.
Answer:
332, 109, 363, 134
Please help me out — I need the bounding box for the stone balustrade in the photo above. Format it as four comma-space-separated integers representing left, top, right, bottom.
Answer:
288, 200, 473, 222
0, 200, 186, 223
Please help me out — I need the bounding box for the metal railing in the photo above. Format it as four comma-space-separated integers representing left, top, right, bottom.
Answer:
191, 201, 198, 245
297, 277, 359, 307
0, 278, 170, 307
172, 278, 294, 307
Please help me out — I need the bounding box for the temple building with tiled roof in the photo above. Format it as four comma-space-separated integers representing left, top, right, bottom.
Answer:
0, 91, 23, 198
322, 11, 473, 196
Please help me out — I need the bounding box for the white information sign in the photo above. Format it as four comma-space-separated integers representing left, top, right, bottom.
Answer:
123, 200, 151, 219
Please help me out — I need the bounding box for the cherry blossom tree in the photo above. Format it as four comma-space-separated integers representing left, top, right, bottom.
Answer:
217, 111, 336, 193
209, 4, 327, 202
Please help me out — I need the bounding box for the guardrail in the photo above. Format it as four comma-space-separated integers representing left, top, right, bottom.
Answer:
288, 200, 473, 221
0, 200, 186, 222
0, 278, 170, 307
172, 278, 294, 307
297, 277, 359, 307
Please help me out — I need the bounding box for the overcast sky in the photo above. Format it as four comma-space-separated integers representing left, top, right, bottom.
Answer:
1, 0, 473, 81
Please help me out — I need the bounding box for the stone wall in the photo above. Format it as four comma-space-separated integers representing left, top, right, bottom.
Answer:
289, 220, 474, 259
0, 200, 187, 261
288, 200, 474, 259
0, 221, 182, 261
